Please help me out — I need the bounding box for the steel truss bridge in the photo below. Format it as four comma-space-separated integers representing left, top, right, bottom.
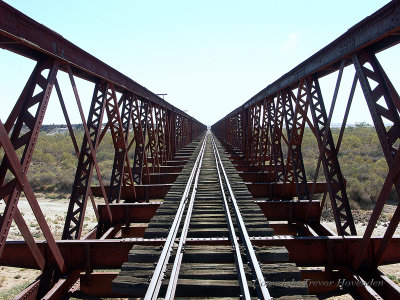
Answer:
1, 0, 400, 299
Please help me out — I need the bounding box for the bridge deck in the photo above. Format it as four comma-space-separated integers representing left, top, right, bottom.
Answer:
1, 1, 400, 299
112, 133, 313, 299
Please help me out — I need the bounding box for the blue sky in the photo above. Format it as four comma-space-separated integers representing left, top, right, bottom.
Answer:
0, 0, 396, 126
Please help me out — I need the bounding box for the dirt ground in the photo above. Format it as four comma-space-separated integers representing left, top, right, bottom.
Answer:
1, 195, 100, 241
0, 197, 399, 299
321, 202, 400, 236
0, 195, 99, 299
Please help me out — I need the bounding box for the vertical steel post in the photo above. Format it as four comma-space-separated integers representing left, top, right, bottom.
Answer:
308, 76, 356, 235
106, 89, 135, 203
0, 59, 65, 271
266, 98, 277, 178
283, 82, 310, 200
271, 93, 285, 184
353, 51, 400, 264
62, 81, 108, 240
250, 104, 262, 166
259, 100, 270, 173
146, 102, 159, 172
155, 107, 167, 166
132, 97, 150, 185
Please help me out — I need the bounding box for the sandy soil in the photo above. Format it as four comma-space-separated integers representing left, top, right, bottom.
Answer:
1, 195, 100, 241
321, 294, 354, 300
321, 203, 400, 236
0, 267, 41, 299
0, 195, 99, 299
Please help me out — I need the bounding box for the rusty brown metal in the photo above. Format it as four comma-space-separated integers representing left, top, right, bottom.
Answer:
353, 50, 400, 268
155, 106, 167, 166
132, 97, 150, 184
0, 2, 201, 122
307, 76, 356, 235
0, 2, 205, 297
0, 59, 65, 271
282, 81, 310, 200
0, 121, 66, 273
211, 2, 400, 298
41, 270, 81, 300
146, 102, 159, 173
105, 86, 136, 203
2, 235, 400, 270
54, 74, 100, 220
14, 278, 41, 300
2, 0, 400, 299
62, 81, 110, 240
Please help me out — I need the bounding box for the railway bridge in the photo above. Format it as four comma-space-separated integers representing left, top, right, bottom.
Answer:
1, 0, 400, 299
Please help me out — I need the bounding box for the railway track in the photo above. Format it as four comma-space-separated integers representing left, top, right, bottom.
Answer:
113, 132, 314, 299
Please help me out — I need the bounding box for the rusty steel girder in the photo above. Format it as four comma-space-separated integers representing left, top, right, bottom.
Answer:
271, 93, 286, 183
146, 102, 159, 173
0, 1, 205, 297
2, 235, 400, 271
131, 97, 150, 184
2, 0, 400, 299
155, 106, 167, 166
106, 88, 136, 204
62, 82, 110, 240
283, 81, 310, 200
0, 59, 66, 272
352, 50, 400, 268
307, 76, 356, 235
212, 5, 400, 299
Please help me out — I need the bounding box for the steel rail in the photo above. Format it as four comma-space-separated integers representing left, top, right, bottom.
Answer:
144, 135, 207, 300
211, 134, 252, 300
164, 134, 207, 300
211, 135, 271, 300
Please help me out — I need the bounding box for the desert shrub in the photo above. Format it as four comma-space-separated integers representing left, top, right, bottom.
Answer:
301, 125, 395, 207
24, 130, 115, 194
3, 124, 396, 207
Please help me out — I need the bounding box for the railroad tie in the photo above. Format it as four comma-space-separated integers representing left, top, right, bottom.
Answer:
112, 132, 316, 299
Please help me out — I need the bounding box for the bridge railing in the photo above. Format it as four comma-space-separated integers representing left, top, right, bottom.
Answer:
212, 0, 400, 269
0, 0, 205, 276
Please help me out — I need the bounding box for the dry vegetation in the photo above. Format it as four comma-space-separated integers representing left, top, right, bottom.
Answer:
12, 124, 395, 208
